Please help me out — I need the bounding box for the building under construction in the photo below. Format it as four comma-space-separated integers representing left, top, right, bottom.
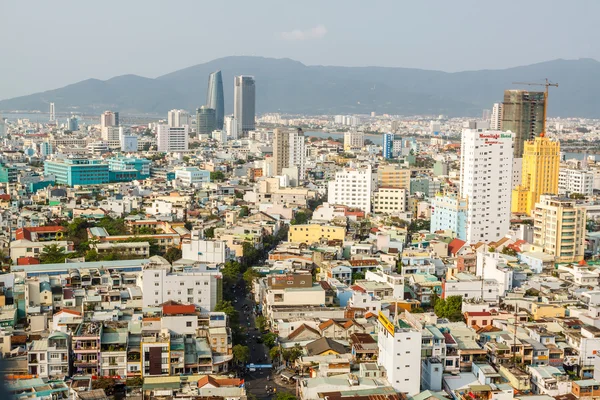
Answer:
502, 90, 545, 158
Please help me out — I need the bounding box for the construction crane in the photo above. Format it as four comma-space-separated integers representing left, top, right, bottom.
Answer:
512, 78, 559, 135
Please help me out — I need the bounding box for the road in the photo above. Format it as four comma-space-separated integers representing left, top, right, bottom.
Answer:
232, 282, 294, 400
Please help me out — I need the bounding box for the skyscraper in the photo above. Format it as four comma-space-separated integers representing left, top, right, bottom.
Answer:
101, 111, 119, 128
490, 103, 503, 130
502, 90, 545, 158
168, 109, 190, 128
460, 128, 513, 243
511, 135, 560, 215
67, 116, 79, 131
206, 71, 224, 130
49, 103, 55, 122
273, 128, 289, 177
196, 106, 216, 136
234, 76, 255, 136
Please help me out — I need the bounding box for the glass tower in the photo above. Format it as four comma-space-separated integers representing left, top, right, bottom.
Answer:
234, 76, 256, 136
206, 71, 224, 130
196, 106, 216, 135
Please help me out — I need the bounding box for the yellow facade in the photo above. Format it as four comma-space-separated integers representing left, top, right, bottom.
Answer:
377, 164, 411, 190
288, 224, 346, 244
511, 136, 559, 215
531, 302, 566, 320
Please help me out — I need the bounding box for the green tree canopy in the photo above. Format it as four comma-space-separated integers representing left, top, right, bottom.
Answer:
164, 247, 182, 263
232, 344, 250, 365
40, 244, 67, 264
434, 295, 463, 322
214, 300, 239, 326
291, 211, 309, 225
262, 332, 278, 348
210, 171, 226, 181
204, 226, 216, 239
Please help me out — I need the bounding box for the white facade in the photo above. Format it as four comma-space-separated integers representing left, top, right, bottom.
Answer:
181, 231, 228, 263
490, 103, 503, 130
157, 124, 188, 152
512, 158, 522, 190
289, 129, 306, 180
167, 109, 190, 128
49, 103, 55, 122
142, 266, 222, 312
211, 129, 228, 143
224, 115, 238, 139
120, 133, 138, 152
175, 167, 210, 187
377, 315, 422, 395
558, 168, 594, 196
460, 129, 513, 243
373, 188, 407, 214
328, 165, 375, 213
443, 277, 500, 302
343, 131, 364, 151
475, 251, 514, 296
102, 126, 122, 142
100, 111, 118, 128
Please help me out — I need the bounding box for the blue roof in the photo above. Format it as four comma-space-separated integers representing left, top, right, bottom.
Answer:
12, 259, 150, 276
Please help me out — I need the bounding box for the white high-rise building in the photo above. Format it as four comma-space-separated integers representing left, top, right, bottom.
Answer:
377, 312, 422, 395
100, 111, 119, 128
328, 165, 375, 213
460, 129, 514, 243
102, 126, 122, 142
49, 103, 55, 122
558, 169, 594, 196
157, 124, 189, 152
289, 129, 306, 180
343, 130, 364, 151
234, 75, 256, 136
167, 109, 190, 128
224, 115, 238, 139
273, 128, 306, 180
490, 103, 503, 131
120, 131, 138, 153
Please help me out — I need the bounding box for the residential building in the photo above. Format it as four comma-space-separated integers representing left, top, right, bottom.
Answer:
344, 130, 364, 151
107, 156, 150, 180
206, 70, 225, 129
377, 164, 410, 189
100, 111, 119, 128
67, 116, 79, 131
72, 322, 101, 376
377, 312, 422, 395
181, 231, 229, 263
175, 167, 210, 187
502, 90, 544, 158
167, 109, 190, 128
559, 168, 594, 196
512, 135, 560, 215
234, 75, 256, 136
157, 124, 188, 152
0, 164, 17, 183
460, 129, 513, 243
141, 264, 222, 312
49, 102, 55, 122
383, 133, 403, 159
430, 194, 468, 240
196, 106, 216, 135
273, 128, 306, 180
533, 195, 587, 263
120, 133, 138, 152
328, 165, 375, 213
224, 115, 238, 139
288, 224, 345, 244
373, 187, 407, 214
490, 103, 503, 131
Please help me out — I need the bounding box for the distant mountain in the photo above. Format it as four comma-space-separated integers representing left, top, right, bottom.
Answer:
2, 56, 600, 117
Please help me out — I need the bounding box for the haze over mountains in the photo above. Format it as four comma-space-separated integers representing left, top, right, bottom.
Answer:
1, 56, 600, 118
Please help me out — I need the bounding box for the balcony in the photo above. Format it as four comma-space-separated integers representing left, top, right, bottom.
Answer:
74, 360, 98, 367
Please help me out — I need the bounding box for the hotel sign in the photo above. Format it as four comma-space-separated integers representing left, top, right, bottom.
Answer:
479, 133, 512, 139
378, 311, 395, 335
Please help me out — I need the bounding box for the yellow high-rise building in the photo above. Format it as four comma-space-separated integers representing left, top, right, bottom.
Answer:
511, 135, 560, 215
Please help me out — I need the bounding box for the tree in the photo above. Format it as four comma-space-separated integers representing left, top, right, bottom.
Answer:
262, 332, 277, 348
210, 171, 226, 181
282, 343, 302, 363
570, 192, 586, 200
352, 271, 365, 283
255, 316, 267, 331
243, 268, 260, 287
501, 247, 518, 257
241, 242, 260, 269
164, 247, 182, 263
269, 346, 281, 360
204, 226, 215, 239
92, 377, 118, 396
182, 156, 190, 163
97, 217, 127, 235
409, 219, 430, 233
40, 244, 67, 264
238, 206, 249, 217
232, 344, 250, 365
221, 261, 241, 287
214, 300, 239, 326
434, 295, 463, 322
273, 393, 297, 400
291, 211, 309, 225
235, 190, 244, 199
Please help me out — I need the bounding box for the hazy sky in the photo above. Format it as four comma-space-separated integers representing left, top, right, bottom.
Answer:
1, 0, 598, 100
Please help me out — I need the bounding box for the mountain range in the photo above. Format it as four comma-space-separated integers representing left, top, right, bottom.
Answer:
2, 56, 600, 117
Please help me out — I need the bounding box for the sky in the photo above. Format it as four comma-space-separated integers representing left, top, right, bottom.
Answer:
1, 0, 599, 100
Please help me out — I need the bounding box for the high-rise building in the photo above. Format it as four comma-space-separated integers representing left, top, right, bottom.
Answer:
511, 135, 560, 215
490, 103, 503, 130
343, 130, 364, 151
196, 106, 216, 136
273, 128, 306, 179
206, 70, 225, 130
533, 195, 586, 263
100, 111, 119, 128
0, 115, 6, 137
377, 164, 411, 189
234, 76, 255, 136
224, 115, 238, 139
558, 169, 594, 197
67, 116, 79, 131
40, 142, 53, 157
482, 109, 491, 121
102, 126, 122, 142
377, 312, 422, 395
460, 129, 513, 243
49, 103, 55, 122
382, 133, 404, 159
328, 165, 375, 213
157, 124, 189, 152
430, 193, 468, 240
167, 109, 190, 128
502, 90, 544, 158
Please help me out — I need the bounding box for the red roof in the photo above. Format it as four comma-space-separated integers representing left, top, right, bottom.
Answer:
162, 304, 196, 316
350, 285, 366, 293
348, 259, 378, 267
0, 194, 10, 201
16, 226, 66, 241
17, 257, 40, 265
465, 312, 492, 317
448, 238, 467, 256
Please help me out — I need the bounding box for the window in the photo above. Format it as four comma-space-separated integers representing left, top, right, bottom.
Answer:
154, 282, 159, 287
154, 273, 159, 278
186, 321, 192, 327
